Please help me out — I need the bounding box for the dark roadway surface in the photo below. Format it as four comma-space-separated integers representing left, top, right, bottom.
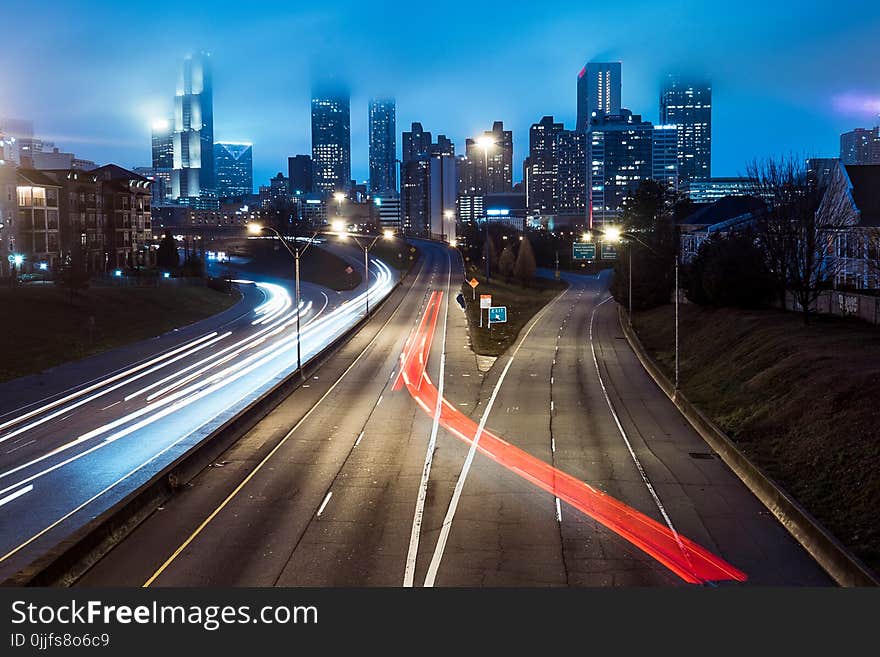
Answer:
78, 243, 831, 587
0, 241, 394, 582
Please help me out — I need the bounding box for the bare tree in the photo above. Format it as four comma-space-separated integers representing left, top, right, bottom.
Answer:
747, 156, 853, 324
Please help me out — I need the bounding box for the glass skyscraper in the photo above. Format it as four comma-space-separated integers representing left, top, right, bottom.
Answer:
369, 98, 397, 197
659, 75, 712, 183
577, 62, 622, 133
524, 115, 564, 214
172, 51, 215, 204
214, 142, 253, 198
311, 84, 351, 194
588, 110, 654, 226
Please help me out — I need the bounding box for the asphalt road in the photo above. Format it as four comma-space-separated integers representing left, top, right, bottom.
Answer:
78, 244, 830, 587
0, 241, 396, 581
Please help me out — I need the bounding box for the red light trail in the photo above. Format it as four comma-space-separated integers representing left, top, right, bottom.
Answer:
395, 290, 747, 585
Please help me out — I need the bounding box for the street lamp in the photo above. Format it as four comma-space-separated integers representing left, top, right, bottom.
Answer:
477, 135, 495, 280
599, 225, 681, 390
333, 192, 346, 217
247, 222, 317, 381
337, 229, 394, 317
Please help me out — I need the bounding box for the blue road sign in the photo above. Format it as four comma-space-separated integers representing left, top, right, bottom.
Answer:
572, 242, 596, 260
488, 306, 507, 324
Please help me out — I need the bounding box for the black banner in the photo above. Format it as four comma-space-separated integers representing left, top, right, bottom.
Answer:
0, 588, 876, 653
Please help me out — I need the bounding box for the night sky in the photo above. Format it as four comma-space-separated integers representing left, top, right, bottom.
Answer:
1, 0, 878, 189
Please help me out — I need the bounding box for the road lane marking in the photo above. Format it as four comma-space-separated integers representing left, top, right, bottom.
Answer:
316, 492, 333, 518
423, 284, 568, 587
404, 251, 453, 587
588, 295, 691, 567
0, 484, 33, 508
100, 401, 121, 411
4, 440, 35, 455
141, 255, 427, 587
555, 497, 562, 522
376, 395, 383, 407
354, 431, 364, 447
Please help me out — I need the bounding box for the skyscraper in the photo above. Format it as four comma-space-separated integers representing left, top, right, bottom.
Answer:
172, 51, 215, 205
311, 83, 351, 194
288, 154, 314, 194
464, 121, 513, 194
840, 126, 880, 165
576, 62, 622, 132
151, 119, 173, 169
588, 110, 654, 226
524, 116, 564, 214
400, 122, 455, 238
555, 130, 588, 219
369, 98, 397, 197
214, 142, 253, 198
659, 75, 712, 182
652, 125, 679, 190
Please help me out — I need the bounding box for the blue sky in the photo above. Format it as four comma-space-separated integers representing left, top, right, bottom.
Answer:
1, 1, 878, 188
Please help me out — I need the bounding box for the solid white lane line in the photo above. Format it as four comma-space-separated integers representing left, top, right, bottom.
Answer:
354, 431, 364, 447
551, 438, 556, 452
316, 492, 333, 518
588, 295, 687, 555
423, 283, 567, 587
404, 252, 452, 587
0, 484, 33, 508
376, 395, 384, 407
100, 401, 121, 411
555, 497, 562, 522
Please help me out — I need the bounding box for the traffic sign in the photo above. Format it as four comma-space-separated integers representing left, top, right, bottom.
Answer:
488, 306, 507, 324
480, 294, 492, 309
601, 243, 618, 260
572, 242, 596, 260
468, 278, 479, 289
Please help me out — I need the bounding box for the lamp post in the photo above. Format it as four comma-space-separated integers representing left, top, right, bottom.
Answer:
477, 135, 495, 280
334, 226, 394, 317
247, 223, 317, 381
599, 225, 680, 390
333, 192, 346, 218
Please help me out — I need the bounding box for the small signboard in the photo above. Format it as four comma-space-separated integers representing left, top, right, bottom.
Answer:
572, 242, 596, 260
468, 278, 479, 289
601, 243, 618, 260
488, 306, 508, 324
480, 294, 492, 309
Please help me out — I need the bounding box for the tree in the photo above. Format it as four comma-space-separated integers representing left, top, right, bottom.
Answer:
498, 246, 515, 282
156, 230, 179, 269
484, 233, 498, 276
747, 156, 852, 323
56, 240, 90, 301
610, 180, 687, 311
686, 232, 773, 308
513, 236, 537, 286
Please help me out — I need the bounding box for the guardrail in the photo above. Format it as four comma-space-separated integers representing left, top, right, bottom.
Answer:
617, 304, 878, 587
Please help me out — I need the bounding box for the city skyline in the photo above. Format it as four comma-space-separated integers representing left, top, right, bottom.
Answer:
1, 1, 878, 188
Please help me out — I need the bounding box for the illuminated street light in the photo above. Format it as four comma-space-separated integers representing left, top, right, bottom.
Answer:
246, 223, 318, 381
12, 254, 24, 267
383, 229, 394, 240
330, 219, 346, 233
582, 231, 593, 242
604, 226, 622, 243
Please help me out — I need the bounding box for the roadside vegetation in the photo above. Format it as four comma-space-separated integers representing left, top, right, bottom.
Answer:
457, 233, 566, 356
0, 284, 240, 383
633, 304, 880, 574
607, 157, 880, 575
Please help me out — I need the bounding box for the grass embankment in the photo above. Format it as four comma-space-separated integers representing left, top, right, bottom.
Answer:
222, 239, 363, 290
372, 238, 419, 271
0, 284, 239, 383
460, 274, 567, 356
633, 304, 880, 573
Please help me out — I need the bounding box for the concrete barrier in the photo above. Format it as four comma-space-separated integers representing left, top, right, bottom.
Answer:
3, 266, 416, 587
618, 305, 879, 588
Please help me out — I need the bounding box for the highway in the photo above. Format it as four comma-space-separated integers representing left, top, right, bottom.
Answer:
77, 241, 831, 587
0, 242, 396, 581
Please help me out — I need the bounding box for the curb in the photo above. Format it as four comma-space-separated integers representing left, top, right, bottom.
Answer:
617, 304, 879, 587
3, 264, 415, 587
